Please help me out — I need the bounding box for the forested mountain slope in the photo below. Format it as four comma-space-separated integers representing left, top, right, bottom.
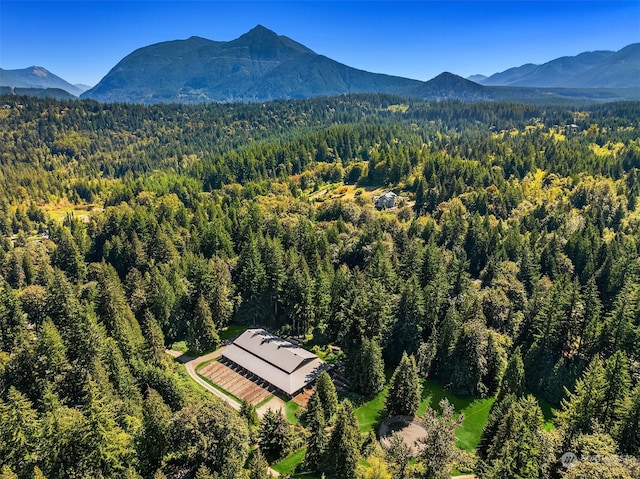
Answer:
82, 25, 422, 103
81, 26, 639, 104
0, 94, 639, 478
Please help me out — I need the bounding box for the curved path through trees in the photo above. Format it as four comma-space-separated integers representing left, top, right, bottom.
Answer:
166, 348, 242, 411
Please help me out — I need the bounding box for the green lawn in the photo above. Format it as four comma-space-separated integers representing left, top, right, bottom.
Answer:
284, 398, 302, 425
272, 447, 307, 476
416, 379, 495, 450
353, 386, 389, 433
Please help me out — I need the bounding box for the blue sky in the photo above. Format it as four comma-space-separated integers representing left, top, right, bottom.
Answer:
1, 1, 638, 86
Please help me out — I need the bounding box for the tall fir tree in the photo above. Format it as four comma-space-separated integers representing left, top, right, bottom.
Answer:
617, 385, 640, 456
386, 352, 421, 417
483, 395, 546, 479
304, 392, 328, 472
259, 408, 291, 461
496, 346, 525, 403
556, 356, 607, 437
325, 400, 360, 479
187, 295, 220, 354
314, 371, 338, 422
418, 399, 460, 479
388, 275, 424, 366
347, 337, 386, 397
601, 350, 630, 429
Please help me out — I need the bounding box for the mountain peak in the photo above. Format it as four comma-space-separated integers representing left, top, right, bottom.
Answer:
1, 65, 82, 96
30, 66, 50, 77
249, 24, 275, 35
238, 24, 279, 41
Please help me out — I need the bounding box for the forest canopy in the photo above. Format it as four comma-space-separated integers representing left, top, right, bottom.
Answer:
0, 94, 639, 478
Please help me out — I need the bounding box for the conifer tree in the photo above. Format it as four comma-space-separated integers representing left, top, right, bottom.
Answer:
259, 408, 291, 461
385, 432, 412, 479
50, 226, 86, 282
248, 449, 271, 479
304, 393, 328, 472
95, 263, 144, 359
194, 464, 216, 479
478, 393, 516, 459
388, 276, 424, 366
618, 385, 640, 456
237, 232, 267, 323
496, 346, 525, 403
348, 337, 385, 397
137, 388, 172, 476
448, 318, 488, 397
601, 350, 630, 428
314, 371, 338, 421
556, 356, 607, 437
187, 295, 220, 354
418, 399, 460, 479
483, 395, 545, 479
32, 466, 46, 479
386, 352, 421, 417
240, 399, 260, 429
0, 387, 39, 477
142, 310, 167, 367
325, 400, 360, 479
0, 280, 27, 352
0, 467, 17, 479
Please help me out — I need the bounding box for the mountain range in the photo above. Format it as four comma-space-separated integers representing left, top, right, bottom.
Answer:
474, 44, 640, 89
1, 26, 638, 104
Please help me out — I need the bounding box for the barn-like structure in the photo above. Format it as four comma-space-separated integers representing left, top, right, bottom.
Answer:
222, 328, 326, 398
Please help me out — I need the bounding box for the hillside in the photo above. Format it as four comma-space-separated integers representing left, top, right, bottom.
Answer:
0, 66, 85, 96
82, 25, 422, 103
0, 86, 77, 100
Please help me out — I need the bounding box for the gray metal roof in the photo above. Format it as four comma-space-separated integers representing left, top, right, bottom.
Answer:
232, 328, 317, 373
222, 328, 325, 395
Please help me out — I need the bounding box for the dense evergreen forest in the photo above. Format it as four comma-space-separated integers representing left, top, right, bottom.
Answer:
0, 94, 639, 479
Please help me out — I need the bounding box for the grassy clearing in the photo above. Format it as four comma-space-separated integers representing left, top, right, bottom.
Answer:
416, 379, 494, 450
284, 399, 302, 425
386, 104, 409, 113
308, 183, 384, 203
351, 387, 389, 434
272, 447, 307, 476
43, 200, 100, 222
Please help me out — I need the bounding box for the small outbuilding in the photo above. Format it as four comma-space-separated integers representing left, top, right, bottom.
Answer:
376, 191, 397, 209
222, 328, 326, 398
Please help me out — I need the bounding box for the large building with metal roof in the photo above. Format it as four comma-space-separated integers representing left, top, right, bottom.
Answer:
221, 328, 326, 397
